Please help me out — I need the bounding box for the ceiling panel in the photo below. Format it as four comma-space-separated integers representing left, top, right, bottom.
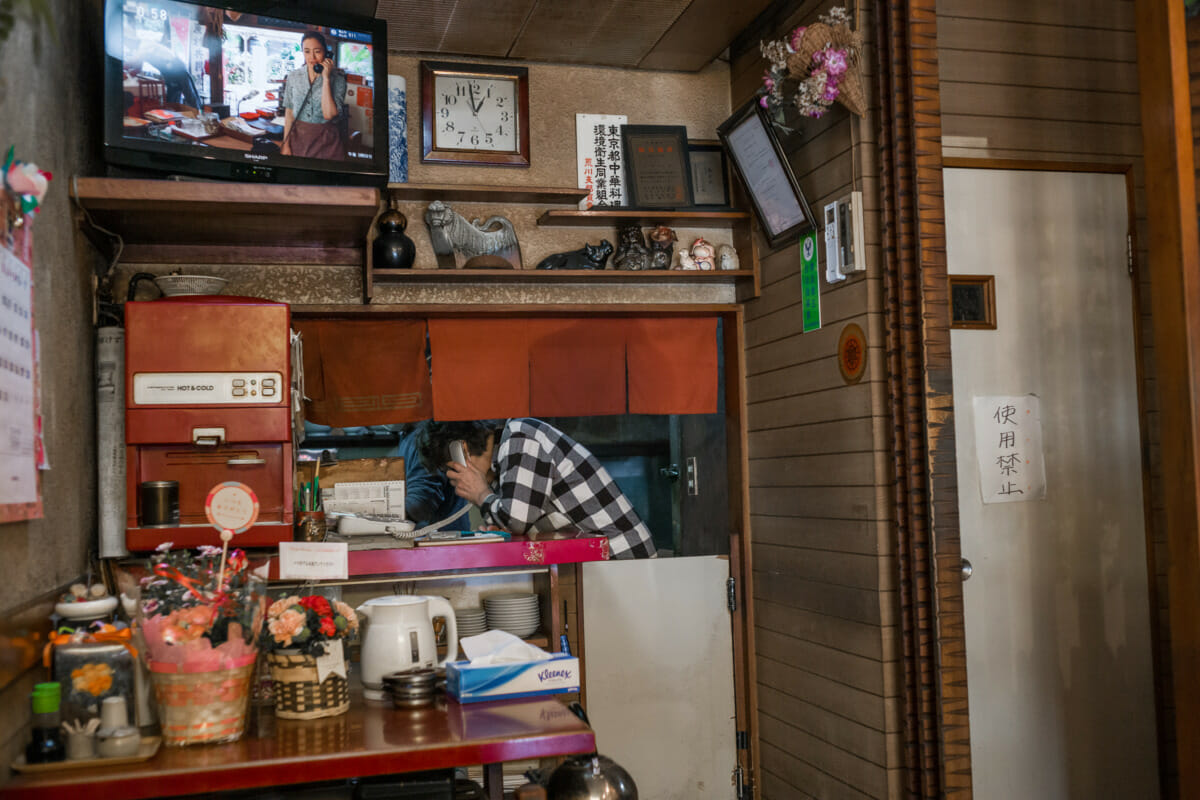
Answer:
637, 0, 777, 71
507, 0, 692, 68
372, 0, 763, 72
377, 0, 536, 57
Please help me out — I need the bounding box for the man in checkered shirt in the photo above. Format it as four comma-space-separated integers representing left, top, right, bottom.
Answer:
417, 418, 657, 559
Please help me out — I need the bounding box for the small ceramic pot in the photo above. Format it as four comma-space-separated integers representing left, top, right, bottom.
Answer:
96, 727, 140, 758
65, 731, 97, 760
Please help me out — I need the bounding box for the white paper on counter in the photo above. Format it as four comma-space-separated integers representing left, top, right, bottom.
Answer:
461, 630, 552, 665
278, 541, 348, 580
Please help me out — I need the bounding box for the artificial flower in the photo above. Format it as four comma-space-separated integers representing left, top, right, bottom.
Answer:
262, 594, 357, 657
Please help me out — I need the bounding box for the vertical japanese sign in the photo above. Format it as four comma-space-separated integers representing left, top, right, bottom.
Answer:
0, 245, 37, 506
576, 114, 627, 210
800, 231, 822, 333
973, 394, 1047, 504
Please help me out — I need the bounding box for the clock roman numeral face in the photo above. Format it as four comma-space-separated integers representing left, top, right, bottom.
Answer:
432, 73, 520, 153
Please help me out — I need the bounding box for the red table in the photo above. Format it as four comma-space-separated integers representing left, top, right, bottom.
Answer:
3, 694, 593, 800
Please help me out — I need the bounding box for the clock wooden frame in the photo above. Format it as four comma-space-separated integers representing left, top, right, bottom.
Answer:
420, 60, 531, 167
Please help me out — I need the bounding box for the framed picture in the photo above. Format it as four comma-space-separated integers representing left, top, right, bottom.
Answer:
620, 125, 694, 209
949, 274, 997, 329
717, 98, 816, 247
687, 140, 731, 207
420, 60, 530, 167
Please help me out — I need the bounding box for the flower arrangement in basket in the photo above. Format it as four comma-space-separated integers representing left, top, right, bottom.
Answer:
262, 594, 358, 720
760, 6, 864, 122
137, 543, 265, 746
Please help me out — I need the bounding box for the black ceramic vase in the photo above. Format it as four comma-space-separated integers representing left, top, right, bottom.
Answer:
373, 205, 416, 270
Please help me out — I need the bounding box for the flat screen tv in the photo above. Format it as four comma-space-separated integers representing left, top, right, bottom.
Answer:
103, 0, 388, 186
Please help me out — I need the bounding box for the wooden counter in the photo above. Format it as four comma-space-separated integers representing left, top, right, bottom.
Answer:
3, 694, 592, 800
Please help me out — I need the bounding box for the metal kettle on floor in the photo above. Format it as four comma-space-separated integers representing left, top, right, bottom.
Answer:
543, 702, 638, 800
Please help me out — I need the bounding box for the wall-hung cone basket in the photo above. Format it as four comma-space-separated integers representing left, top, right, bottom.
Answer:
267, 650, 350, 720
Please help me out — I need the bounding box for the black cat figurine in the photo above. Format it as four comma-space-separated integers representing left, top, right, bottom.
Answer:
536, 239, 614, 270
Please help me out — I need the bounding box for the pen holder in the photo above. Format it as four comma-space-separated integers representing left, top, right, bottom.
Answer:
296, 511, 327, 543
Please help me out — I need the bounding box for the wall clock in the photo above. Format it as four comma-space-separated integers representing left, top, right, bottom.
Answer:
420, 60, 530, 167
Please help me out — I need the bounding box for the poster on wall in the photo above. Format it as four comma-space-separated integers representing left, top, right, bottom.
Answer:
0, 232, 41, 518
973, 394, 1047, 504
576, 114, 627, 210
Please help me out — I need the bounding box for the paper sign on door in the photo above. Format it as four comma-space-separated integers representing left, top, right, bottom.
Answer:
973, 394, 1047, 503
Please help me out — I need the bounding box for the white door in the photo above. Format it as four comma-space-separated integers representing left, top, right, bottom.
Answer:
582, 557, 737, 799
946, 167, 1159, 799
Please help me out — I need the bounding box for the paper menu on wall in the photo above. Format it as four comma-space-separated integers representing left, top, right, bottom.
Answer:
576, 114, 628, 210
0, 247, 36, 505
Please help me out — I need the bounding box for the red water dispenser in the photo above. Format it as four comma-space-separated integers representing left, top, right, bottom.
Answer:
124, 296, 294, 550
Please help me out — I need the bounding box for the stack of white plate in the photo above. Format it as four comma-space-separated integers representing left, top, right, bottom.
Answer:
455, 607, 488, 638
483, 593, 540, 638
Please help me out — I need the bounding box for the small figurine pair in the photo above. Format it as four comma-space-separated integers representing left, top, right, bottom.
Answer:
675, 238, 739, 271
613, 223, 678, 271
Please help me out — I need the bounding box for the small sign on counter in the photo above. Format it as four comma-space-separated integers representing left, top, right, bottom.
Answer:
278, 541, 348, 581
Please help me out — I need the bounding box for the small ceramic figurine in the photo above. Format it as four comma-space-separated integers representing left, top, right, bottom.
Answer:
536, 239, 614, 270
717, 243, 739, 271
424, 200, 521, 269
690, 237, 716, 271
612, 223, 650, 271
675, 249, 698, 270
647, 225, 677, 270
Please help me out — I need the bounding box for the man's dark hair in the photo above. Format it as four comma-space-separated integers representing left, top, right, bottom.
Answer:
415, 420, 503, 475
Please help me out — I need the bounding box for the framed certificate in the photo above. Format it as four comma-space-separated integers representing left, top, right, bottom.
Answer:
687, 140, 731, 207
717, 99, 816, 247
620, 125, 694, 209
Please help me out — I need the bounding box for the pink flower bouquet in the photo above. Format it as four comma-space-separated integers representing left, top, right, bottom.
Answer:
263, 594, 358, 657
137, 544, 265, 673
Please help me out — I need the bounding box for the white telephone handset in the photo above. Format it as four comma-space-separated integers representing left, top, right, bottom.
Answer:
449, 440, 467, 466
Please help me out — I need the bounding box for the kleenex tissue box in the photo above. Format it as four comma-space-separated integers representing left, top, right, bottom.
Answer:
446, 653, 579, 703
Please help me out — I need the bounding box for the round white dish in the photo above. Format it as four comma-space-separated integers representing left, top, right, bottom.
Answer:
55, 595, 119, 620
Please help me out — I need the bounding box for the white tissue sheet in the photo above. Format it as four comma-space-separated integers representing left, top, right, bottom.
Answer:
461, 630, 554, 665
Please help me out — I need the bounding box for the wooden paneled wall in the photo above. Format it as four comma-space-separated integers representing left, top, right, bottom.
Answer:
733, 0, 1159, 797
937, 0, 1169, 795
731, 1, 902, 798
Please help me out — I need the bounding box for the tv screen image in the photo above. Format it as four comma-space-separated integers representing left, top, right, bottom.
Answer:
104, 0, 388, 185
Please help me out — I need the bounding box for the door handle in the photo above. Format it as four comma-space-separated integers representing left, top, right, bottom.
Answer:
226, 457, 266, 466
659, 465, 680, 481
961, 558, 973, 581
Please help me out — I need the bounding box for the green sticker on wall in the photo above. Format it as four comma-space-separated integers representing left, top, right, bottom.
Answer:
800, 231, 821, 333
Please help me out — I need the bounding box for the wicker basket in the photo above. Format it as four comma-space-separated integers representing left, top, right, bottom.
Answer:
267, 650, 350, 720
150, 663, 255, 747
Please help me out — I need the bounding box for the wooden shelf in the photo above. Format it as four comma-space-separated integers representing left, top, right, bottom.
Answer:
537, 209, 751, 227
373, 267, 756, 283
72, 177, 379, 266
265, 533, 609, 580
387, 183, 587, 204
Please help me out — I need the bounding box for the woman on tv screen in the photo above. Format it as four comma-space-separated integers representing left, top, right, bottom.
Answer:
280, 31, 347, 160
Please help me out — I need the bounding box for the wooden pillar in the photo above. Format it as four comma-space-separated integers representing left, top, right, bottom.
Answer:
1134, 1, 1200, 797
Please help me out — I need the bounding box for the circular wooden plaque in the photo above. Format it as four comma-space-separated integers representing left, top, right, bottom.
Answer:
838, 323, 867, 384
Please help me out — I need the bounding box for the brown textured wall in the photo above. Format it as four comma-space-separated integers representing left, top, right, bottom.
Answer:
0, 0, 104, 773
730, 1, 902, 797
936, 0, 1166, 794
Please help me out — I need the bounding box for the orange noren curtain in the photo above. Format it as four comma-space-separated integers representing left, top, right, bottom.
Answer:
294, 319, 431, 427
626, 317, 718, 415
428, 318, 532, 421
529, 318, 627, 417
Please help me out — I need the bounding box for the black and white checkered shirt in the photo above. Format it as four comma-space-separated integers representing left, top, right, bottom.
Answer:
479, 419, 657, 559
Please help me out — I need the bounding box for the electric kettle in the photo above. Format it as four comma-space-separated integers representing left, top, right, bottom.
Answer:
356, 595, 458, 701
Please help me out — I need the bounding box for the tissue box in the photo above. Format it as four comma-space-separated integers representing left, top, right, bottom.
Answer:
445, 653, 579, 704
